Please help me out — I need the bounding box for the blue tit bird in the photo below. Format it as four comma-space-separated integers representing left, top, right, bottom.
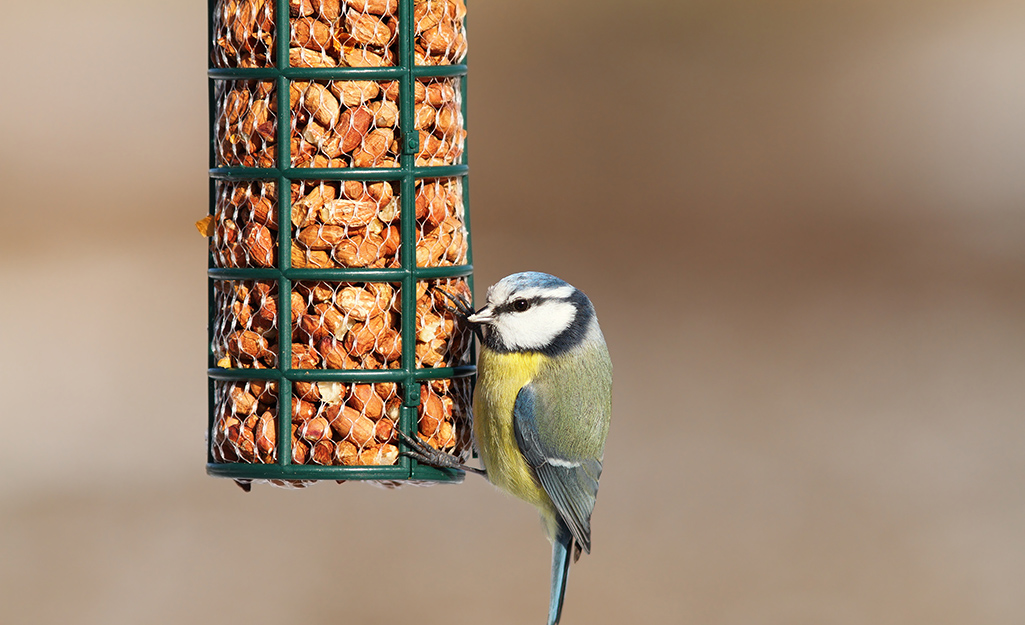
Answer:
467, 272, 613, 625
397, 272, 612, 624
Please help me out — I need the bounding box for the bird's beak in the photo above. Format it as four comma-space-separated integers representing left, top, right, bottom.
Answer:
466, 306, 494, 325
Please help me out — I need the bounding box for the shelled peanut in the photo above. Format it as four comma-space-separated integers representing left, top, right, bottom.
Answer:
211, 0, 467, 69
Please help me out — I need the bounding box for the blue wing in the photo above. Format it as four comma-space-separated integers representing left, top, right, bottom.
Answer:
513, 383, 603, 554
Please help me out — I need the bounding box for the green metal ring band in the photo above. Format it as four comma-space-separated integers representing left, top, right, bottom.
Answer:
208, 264, 473, 281
206, 461, 465, 483
208, 365, 477, 382
208, 65, 466, 80
208, 164, 469, 181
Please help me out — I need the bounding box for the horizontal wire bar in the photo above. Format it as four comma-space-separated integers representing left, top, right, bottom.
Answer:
413, 365, 477, 379
209, 167, 404, 180
207, 462, 466, 482
279, 168, 407, 180
207, 268, 283, 280
209, 67, 404, 80
208, 365, 476, 382
208, 167, 280, 180
207, 368, 283, 381
412, 164, 469, 178
411, 265, 475, 279
207, 265, 473, 281
209, 165, 469, 180
208, 68, 280, 80
409, 464, 469, 482
287, 368, 408, 382
209, 367, 400, 382
207, 463, 410, 481
208, 65, 467, 81
411, 65, 468, 78
285, 268, 408, 281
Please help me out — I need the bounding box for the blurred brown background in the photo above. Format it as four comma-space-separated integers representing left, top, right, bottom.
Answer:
1, 0, 1024, 623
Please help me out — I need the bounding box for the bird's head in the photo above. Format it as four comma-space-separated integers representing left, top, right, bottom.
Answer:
468, 272, 598, 355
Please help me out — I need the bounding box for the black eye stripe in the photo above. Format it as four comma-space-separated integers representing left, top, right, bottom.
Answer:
496, 296, 548, 314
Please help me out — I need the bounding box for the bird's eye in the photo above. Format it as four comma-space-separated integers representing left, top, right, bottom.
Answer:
512, 299, 531, 312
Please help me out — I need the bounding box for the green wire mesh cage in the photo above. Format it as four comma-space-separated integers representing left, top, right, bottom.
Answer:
205, 0, 472, 487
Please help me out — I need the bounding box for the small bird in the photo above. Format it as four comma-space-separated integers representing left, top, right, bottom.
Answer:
403, 272, 612, 624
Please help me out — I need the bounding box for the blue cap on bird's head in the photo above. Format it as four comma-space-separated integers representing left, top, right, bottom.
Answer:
468, 272, 598, 356
497, 271, 572, 291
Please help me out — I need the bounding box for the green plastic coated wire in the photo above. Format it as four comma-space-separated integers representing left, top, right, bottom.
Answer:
206, 0, 473, 484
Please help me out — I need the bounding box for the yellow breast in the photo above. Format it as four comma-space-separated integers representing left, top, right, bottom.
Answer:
473, 349, 555, 513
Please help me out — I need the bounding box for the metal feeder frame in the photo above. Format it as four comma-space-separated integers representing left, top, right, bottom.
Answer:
206, 0, 473, 484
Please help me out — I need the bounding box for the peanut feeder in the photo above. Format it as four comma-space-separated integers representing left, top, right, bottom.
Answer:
206, 0, 473, 487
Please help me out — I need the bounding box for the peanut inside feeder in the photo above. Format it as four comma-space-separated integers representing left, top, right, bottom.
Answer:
207, 0, 472, 487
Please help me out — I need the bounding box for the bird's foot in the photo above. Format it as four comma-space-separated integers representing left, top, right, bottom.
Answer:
434, 290, 484, 341
395, 428, 486, 477
434, 289, 475, 319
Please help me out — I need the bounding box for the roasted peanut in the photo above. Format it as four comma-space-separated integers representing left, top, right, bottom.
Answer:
327, 405, 376, 446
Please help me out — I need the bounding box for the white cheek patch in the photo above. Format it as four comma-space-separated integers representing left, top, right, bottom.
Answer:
496, 300, 576, 350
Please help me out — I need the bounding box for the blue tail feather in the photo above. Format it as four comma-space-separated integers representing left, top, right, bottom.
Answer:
549, 525, 574, 625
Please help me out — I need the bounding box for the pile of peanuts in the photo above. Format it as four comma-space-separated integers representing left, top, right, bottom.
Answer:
211, 377, 471, 467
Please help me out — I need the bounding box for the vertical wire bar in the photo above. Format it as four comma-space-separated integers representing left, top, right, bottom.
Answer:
460, 70, 474, 304
461, 6, 476, 460
207, 0, 218, 465
457, 13, 476, 459
398, 0, 418, 477
460, 76, 478, 409
275, 0, 293, 467
459, 3, 471, 282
